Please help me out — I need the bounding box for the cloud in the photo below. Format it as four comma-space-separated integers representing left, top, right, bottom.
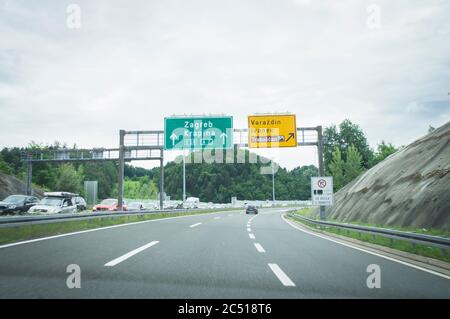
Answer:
0, 0, 449, 170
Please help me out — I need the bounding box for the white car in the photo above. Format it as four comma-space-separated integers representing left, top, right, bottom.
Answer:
28, 193, 78, 214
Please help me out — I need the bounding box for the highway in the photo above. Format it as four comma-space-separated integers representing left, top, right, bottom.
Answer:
0, 208, 448, 298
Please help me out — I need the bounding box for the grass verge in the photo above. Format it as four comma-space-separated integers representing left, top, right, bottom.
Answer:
0, 209, 235, 246
289, 210, 450, 264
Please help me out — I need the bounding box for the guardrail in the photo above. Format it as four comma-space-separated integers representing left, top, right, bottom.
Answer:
287, 212, 450, 251
0, 208, 234, 227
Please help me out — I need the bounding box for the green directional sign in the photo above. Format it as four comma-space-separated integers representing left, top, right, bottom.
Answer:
164, 116, 233, 150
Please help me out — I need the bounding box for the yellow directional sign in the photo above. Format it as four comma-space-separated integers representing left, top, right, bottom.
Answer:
248, 114, 297, 148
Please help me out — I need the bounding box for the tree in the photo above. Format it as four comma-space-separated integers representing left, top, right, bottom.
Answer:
323, 125, 341, 174
324, 119, 374, 173
83, 162, 118, 199
344, 145, 363, 184
54, 164, 84, 194
0, 154, 13, 174
371, 141, 398, 166
328, 147, 345, 191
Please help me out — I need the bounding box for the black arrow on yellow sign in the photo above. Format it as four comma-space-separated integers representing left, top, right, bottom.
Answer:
286, 133, 295, 142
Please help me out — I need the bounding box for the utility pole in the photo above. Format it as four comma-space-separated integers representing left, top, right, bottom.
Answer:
272, 161, 276, 206
118, 130, 125, 210
183, 150, 186, 203
159, 150, 165, 210
26, 160, 32, 196
317, 125, 326, 220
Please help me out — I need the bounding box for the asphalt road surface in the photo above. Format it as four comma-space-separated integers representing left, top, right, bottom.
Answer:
0, 209, 448, 298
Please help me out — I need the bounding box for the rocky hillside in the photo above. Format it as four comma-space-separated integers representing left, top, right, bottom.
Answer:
317, 121, 450, 231
0, 172, 44, 200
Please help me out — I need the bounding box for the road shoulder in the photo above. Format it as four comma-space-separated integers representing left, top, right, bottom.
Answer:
282, 213, 450, 279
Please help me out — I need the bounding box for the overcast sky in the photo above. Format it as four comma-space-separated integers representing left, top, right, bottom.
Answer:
0, 0, 449, 170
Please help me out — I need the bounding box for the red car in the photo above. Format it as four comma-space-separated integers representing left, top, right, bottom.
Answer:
93, 199, 127, 212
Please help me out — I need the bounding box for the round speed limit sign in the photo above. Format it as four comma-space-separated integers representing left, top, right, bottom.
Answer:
317, 179, 327, 188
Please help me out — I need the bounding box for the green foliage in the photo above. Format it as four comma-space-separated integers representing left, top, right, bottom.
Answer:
0, 154, 13, 174
324, 119, 373, 172
82, 162, 118, 199
371, 141, 398, 166
54, 164, 84, 194
328, 145, 364, 191
344, 145, 363, 184
1, 119, 396, 202
124, 176, 158, 199
324, 120, 399, 191
328, 147, 345, 191
159, 148, 318, 203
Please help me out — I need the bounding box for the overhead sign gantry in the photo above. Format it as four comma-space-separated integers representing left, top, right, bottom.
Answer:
22, 113, 328, 220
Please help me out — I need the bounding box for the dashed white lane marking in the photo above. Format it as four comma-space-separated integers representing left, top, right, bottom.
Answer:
254, 243, 265, 253
268, 263, 296, 287
282, 214, 450, 280
249, 233, 255, 239
0, 210, 230, 250
247, 228, 252, 232
190, 222, 202, 228
214, 217, 221, 220
104, 241, 159, 267
228, 214, 233, 217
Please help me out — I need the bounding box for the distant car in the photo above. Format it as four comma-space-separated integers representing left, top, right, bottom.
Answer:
127, 202, 144, 211
28, 192, 77, 214
72, 196, 87, 212
0, 195, 39, 215
93, 199, 127, 212
245, 205, 258, 214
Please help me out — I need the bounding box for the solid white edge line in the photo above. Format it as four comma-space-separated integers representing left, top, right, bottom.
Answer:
268, 263, 296, 287
282, 214, 450, 280
190, 222, 202, 228
105, 241, 159, 267
0, 210, 232, 250
249, 233, 255, 239
254, 243, 266, 253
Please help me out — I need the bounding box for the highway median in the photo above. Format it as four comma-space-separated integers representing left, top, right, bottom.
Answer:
0, 208, 237, 246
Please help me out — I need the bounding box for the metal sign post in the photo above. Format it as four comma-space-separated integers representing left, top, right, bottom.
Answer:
117, 130, 164, 210
317, 125, 326, 220
183, 150, 186, 203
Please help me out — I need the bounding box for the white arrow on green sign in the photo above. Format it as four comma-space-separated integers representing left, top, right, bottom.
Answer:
164, 116, 233, 150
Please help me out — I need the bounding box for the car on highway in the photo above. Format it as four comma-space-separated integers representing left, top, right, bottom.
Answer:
127, 202, 144, 211
92, 199, 127, 212
245, 205, 258, 214
0, 195, 40, 215
72, 196, 87, 212
28, 192, 78, 214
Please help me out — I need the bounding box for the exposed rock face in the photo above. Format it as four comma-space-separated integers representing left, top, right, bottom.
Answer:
320, 121, 450, 231
0, 172, 44, 200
